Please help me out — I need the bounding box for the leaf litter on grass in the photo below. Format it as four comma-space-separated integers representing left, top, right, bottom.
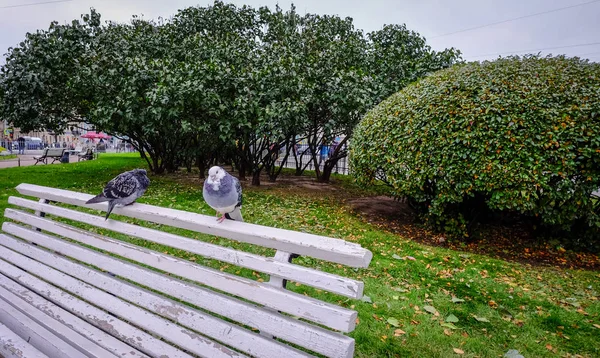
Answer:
2, 155, 599, 358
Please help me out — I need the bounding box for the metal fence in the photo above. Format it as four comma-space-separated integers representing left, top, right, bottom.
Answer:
0, 141, 45, 151
275, 145, 350, 175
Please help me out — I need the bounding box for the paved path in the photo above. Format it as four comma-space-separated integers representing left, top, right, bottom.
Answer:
0, 150, 76, 169
0, 148, 117, 169
0, 154, 50, 169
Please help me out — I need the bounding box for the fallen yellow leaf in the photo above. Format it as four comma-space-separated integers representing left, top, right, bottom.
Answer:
453, 348, 464, 354
443, 329, 452, 336
394, 329, 406, 336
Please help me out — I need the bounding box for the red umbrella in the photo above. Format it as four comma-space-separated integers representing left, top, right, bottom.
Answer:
81, 131, 111, 139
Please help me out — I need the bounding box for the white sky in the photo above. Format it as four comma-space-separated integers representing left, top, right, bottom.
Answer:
0, 0, 599, 63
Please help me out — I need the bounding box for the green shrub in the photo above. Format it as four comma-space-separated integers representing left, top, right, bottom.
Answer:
351, 55, 600, 238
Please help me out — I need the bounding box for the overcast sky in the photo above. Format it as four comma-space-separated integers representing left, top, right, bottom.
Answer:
1, 0, 599, 64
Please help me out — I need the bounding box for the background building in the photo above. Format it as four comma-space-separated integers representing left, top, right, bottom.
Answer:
1, 120, 86, 149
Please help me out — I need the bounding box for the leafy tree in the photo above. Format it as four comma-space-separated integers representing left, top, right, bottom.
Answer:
173, 2, 265, 182
351, 55, 600, 240
0, 10, 101, 133
295, 21, 461, 182
367, 24, 462, 103
247, 5, 309, 183
1, 1, 461, 184
81, 18, 195, 173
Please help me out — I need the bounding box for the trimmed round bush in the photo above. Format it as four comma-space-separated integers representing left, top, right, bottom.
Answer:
351, 55, 600, 237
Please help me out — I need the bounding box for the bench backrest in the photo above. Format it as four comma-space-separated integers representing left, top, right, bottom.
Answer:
46, 148, 65, 157
0, 183, 372, 358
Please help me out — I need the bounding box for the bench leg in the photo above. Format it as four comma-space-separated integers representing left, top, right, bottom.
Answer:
34, 199, 50, 232
260, 251, 299, 339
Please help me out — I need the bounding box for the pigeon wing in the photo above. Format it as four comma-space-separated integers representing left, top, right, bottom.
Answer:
103, 172, 138, 199
234, 177, 243, 207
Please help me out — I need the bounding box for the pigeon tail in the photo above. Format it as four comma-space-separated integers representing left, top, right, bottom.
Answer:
86, 194, 109, 204
105, 201, 117, 220
225, 207, 243, 222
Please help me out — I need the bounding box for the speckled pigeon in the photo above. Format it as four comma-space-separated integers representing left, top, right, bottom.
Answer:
203, 166, 243, 222
86, 168, 150, 220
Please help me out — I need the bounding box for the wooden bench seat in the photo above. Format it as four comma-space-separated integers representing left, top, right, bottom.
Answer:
0, 183, 372, 358
33, 148, 65, 165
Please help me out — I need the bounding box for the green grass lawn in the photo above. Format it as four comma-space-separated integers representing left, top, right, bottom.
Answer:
0, 154, 17, 161
0, 153, 598, 358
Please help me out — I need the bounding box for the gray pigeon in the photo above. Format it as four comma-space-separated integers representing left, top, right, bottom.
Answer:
203, 166, 243, 222
86, 168, 150, 220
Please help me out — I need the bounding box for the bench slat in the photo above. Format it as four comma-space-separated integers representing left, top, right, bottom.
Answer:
0, 225, 314, 358
0, 240, 224, 358
7, 197, 363, 298
0, 261, 183, 358
5, 207, 358, 333
0, 276, 149, 358
15, 184, 372, 267
33, 148, 48, 159
0, 296, 87, 358
0, 322, 49, 358
0, 285, 118, 357
46, 148, 65, 157
2, 222, 355, 358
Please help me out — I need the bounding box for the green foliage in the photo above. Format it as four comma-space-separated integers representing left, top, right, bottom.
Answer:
367, 24, 462, 103
0, 10, 101, 133
351, 55, 600, 238
0, 154, 17, 161
0, 1, 460, 182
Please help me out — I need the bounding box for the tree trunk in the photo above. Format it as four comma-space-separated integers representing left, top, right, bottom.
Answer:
197, 158, 206, 179
318, 136, 350, 182
312, 153, 322, 180
239, 162, 247, 181
153, 158, 165, 174
186, 156, 192, 173
251, 169, 261, 186
319, 162, 335, 183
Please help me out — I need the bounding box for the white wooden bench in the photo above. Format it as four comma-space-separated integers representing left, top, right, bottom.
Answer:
0, 183, 372, 358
